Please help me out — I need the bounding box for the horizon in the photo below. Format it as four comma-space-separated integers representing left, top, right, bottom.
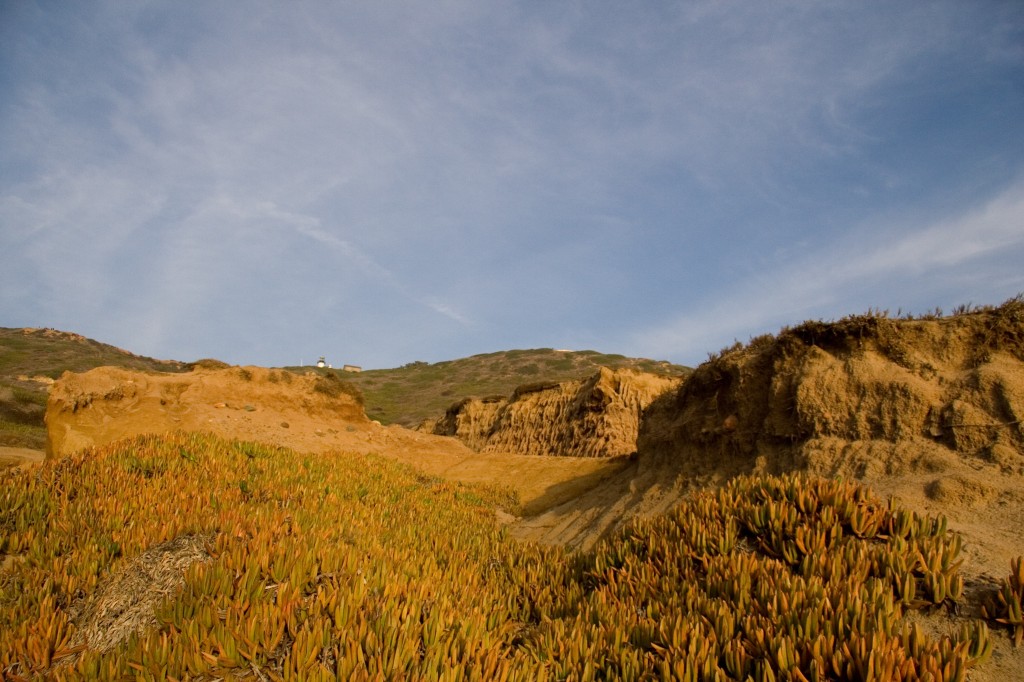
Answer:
3, 2, 1023, 370
9, 293, 1023, 373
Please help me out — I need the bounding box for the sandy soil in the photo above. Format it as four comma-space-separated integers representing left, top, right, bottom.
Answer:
864, 468, 1024, 681
0, 446, 44, 469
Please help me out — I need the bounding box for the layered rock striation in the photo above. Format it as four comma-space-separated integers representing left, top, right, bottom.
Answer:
426, 367, 682, 458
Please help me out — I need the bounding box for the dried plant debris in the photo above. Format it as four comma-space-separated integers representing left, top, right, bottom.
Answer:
68, 534, 212, 654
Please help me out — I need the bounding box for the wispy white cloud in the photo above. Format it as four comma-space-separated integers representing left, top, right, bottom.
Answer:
836, 185, 1024, 277
252, 202, 475, 327
1, 1, 1021, 366
419, 298, 473, 327
631, 177, 1024, 363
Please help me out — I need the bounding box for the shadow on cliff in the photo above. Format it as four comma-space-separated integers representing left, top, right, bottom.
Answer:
519, 456, 634, 517
513, 296, 1024, 552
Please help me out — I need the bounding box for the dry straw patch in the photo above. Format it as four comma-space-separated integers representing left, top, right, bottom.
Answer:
69, 534, 211, 654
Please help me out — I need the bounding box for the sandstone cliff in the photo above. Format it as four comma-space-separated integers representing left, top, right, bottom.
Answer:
45, 365, 368, 458
427, 367, 682, 458
637, 299, 1024, 481
518, 299, 1024, 564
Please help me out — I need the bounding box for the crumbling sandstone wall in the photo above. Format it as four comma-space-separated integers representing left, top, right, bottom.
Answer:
638, 300, 1024, 480
430, 368, 681, 458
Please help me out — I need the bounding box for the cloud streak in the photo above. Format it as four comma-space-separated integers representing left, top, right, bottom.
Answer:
1, 1, 1022, 367
631, 177, 1024, 364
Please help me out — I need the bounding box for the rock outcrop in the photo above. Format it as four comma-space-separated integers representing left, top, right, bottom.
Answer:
426, 368, 682, 458
638, 299, 1024, 481
518, 299, 1024, 557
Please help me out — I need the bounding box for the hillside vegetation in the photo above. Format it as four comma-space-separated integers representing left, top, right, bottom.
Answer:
1, 328, 686, 450
0, 328, 185, 450
0, 328, 185, 381
325, 349, 688, 427
0, 432, 1008, 680
5, 301, 1024, 678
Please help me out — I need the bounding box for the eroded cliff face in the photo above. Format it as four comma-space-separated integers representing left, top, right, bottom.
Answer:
637, 301, 1024, 481
45, 366, 369, 458
428, 368, 682, 458
42, 364, 638, 520
518, 301, 1024, 556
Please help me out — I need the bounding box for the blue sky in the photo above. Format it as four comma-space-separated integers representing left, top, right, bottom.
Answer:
2, 1, 1023, 369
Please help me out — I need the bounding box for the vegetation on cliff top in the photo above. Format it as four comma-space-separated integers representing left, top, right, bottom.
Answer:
704, 295, 1024, 365
0, 327, 686, 449
323, 349, 689, 427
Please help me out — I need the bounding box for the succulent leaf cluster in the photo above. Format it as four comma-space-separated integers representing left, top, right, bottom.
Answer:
0, 434, 997, 680
983, 556, 1024, 647
557, 474, 990, 681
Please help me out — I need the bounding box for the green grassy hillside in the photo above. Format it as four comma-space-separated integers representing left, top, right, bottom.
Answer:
0, 432, 1005, 679
1, 327, 685, 446
0, 328, 186, 379
0, 328, 186, 450
315, 349, 689, 427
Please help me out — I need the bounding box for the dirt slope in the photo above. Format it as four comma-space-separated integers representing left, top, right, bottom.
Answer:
521, 301, 1024, 542
45, 365, 369, 457
0, 446, 44, 469
518, 304, 1024, 544
639, 304, 1024, 576
425, 368, 681, 458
